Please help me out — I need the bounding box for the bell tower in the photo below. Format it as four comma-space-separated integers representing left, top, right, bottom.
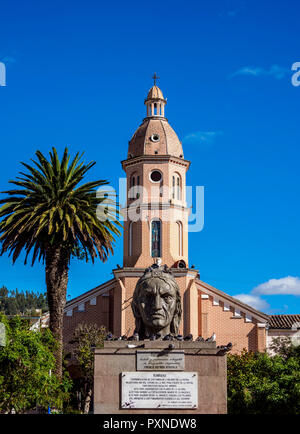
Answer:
111, 77, 199, 339
122, 76, 191, 269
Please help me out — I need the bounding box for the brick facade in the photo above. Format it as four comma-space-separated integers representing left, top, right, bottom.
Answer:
63, 273, 268, 353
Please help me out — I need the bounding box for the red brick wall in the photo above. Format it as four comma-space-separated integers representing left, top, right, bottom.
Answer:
63, 280, 266, 354
198, 292, 265, 353
63, 291, 114, 354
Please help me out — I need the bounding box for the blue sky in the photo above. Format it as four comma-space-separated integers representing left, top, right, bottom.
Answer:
0, 0, 300, 314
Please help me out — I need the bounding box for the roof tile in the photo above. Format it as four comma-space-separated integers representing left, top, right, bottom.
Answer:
268, 314, 300, 329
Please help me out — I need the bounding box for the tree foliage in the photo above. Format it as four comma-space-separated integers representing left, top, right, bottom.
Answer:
227, 347, 300, 414
0, 147, 121, 377
0, 286, 48, 315
0, 314, 72, 413
0, 147, 120, 265
69, 323, 106, 414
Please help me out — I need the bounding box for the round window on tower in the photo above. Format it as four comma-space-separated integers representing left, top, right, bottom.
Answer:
150, 170, 162, 183
151, 134, 160, 142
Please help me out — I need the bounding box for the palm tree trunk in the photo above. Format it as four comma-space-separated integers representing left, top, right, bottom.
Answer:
45, 246, 69, 378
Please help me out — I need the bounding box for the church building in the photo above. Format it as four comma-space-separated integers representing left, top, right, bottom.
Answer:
63, 79, 269, 354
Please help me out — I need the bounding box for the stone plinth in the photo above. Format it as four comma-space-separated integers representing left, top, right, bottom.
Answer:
93, 341, 227, 414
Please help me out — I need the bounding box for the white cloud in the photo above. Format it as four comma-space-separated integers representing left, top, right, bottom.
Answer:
252, 276, 300, 296
234, 293, 270, 311
233, 276, 300, 313
183, 131, 222, 146
231, 67, 264, 77
230, 65, 289, 80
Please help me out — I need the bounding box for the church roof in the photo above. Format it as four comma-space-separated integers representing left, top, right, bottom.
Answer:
268, 314, 300, 329
146, 85, 164, 100
196, 279, 269, 322
128, 117, 184, 158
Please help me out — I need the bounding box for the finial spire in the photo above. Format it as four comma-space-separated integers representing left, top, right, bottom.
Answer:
152, 72, 160, 86
145, 75, 166, 117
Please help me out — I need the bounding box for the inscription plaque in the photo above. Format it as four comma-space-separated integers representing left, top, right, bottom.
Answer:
136, 351, 185, 371
121, 372, 198, 409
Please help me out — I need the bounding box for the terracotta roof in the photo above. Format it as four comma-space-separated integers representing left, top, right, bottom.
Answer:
146, 85, 164, 100
268, 315, 300, 329
128, 118, 183, 158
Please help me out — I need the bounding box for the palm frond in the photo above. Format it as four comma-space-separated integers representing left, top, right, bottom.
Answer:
0, 147, 121, 265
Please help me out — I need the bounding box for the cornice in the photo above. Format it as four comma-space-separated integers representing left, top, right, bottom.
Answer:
142, 115, 168, 121
120, 202, 190, 212
64, 278, 116, 311
113, 267, 199, 279
121, 155, 191, 170
196, 279, 269, 322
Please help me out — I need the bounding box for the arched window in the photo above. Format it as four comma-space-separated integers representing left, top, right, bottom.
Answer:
136, 175, 140, 199
177, 177, 181, 200
172, 176, 175, 199
128, 222, 133, 256
151, 219, 161, 258
130, 173, 142, 199
177, 221, 183, 256
172, 173, 182, 200
130, 176, 135, 199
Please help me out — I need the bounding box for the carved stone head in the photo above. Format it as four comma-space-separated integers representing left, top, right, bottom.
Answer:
131, 264, 182, 339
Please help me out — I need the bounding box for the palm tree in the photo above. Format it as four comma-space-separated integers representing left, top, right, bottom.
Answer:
0, 148, 121, 377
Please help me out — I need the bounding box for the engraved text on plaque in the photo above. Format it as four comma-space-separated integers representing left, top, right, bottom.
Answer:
121, 372, 198, 409
136, 351, 185, 371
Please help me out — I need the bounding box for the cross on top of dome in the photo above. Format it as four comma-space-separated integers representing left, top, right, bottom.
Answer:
145, 73, 166, 116
152, 72, 160, 86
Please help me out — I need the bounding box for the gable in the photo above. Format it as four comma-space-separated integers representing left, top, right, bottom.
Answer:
64, 278, 116, 316
196, 279, 268, 324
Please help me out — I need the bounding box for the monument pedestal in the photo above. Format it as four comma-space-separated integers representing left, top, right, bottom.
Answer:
94, 341, 227, 414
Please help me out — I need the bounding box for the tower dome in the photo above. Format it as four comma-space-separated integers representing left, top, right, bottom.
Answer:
146, 85, 165, 101
128, 118, 184, 158
128, 77, 184, 159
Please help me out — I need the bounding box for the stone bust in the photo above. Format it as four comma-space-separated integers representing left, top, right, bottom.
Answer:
131, 264, 182, 339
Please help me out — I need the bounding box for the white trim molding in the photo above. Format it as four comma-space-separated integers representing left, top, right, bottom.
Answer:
90, 297, 97, 306
64, 279, 115, 313
245, 313, 252, 323
78, 303, 85, 312
196, 279, 268, 324
234, 309, 241, 317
